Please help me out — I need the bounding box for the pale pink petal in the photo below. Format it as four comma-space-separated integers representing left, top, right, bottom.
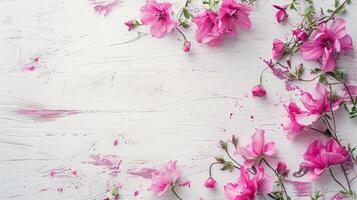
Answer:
295, 113, 320, 126
263, 142, 276, 156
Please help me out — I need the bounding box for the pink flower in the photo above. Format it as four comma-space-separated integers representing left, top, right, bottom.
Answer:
283, 83, 342, 138
194, 11, 223, 46
300, 18, 353, 72
218, 0, 252, 36
272, 39, 285, 60
283, 102, 306, 138
235, 129, 276, 162
302, 138, 349, 179
276, 161, 289, 177
140, 0, 178, 38
273, 5, 288, 23
203, 177, 217, 189
183, 41, 191, 52
125, 20, 137, 31
252, 84, 267, 97
293, 28, 308, 41
224, 166, 274, 200
148, 160, 181, 196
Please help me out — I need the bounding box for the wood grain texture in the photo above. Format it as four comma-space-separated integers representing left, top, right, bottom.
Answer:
0, 0, 356, 199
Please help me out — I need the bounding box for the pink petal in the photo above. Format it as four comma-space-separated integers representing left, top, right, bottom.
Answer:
295, 113, 320, 126
264, 142, 276, 156
339, 35, 353, 50
300, 41, 324, 61
251, 129, 265, 156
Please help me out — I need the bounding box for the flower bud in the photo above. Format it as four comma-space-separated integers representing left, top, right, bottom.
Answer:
203, 177, 217, 189
252, 84, 267, 97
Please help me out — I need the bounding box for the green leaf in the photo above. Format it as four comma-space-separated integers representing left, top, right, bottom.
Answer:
318, 74, 328, 85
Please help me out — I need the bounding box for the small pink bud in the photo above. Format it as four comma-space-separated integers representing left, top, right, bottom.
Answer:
272, 39, 285, 60
273, 5, 288, 23
125, 20, 137, 31
276, 161, 289, 177
203, 177, 216, 189
183, 41, 191, 52
292, 28, 308, 41
252, 84, 267, 97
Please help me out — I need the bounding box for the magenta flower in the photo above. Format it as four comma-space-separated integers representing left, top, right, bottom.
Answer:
276, 161, 289, 177
194, 11, 223, 46
235, 129, 276, 162
300, 18, 353, 72
203, 177, 217, 189
303, 138, 349, 179
252, 84, 267, 97
183, 41, 191, 52
224, 166, 274, 200
140, 0, 178, 38
293, 28, 308, 41
218, 0, 252, 36
272, 39, 285, 60
284, 83, 342, 138
148, 160, 181, 196
273, 5, 288, 23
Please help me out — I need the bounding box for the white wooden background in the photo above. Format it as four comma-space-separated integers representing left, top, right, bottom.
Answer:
0, 0, 356, 199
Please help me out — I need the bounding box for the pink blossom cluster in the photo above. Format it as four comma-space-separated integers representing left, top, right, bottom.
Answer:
194, 0, 252, 46
125, 0, 252, 52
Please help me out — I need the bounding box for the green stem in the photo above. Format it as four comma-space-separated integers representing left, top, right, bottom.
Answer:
263, 158, 290, 199
171, 187, 183, 200
340, 164, 352, 192
329, 168, 348, 192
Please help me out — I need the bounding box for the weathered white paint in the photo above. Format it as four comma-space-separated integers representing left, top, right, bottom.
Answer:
0, 0, 356, 199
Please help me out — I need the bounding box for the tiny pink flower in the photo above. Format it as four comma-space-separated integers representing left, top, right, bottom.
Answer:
273, 5, 288, 23
302, 138, 349, 179
125, 20, 137, 31
300, 18, 353, 72
148, 160, 181, 196
218, 0, 252, 36
272, 39, 285, 60
194, 11, 223, 46
183, 41, 191, 52
203, 177, 217, 189
140, 0, 178, 38
276, 161, 289, 177
235, 129, 276, 163
293, 28, 308, 41
224, 166, 274, 200
252, 84, 267, 97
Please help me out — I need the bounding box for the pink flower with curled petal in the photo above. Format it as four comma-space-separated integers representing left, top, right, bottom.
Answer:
302, 138, 349, 180
284, 83, 343, 138
218, 0, 252, 36
224, 166, 274, 200
203, 177, 217, 189
148, 160, 181, 196
235, 129, 276, 162
194, 11, 223, 46
300, 18, 353, 72
140, 0, 178, 38
273, 39, 285, 60
273, 5, 288, 23
283, 102, 308, 138
252, 84, 267, 97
